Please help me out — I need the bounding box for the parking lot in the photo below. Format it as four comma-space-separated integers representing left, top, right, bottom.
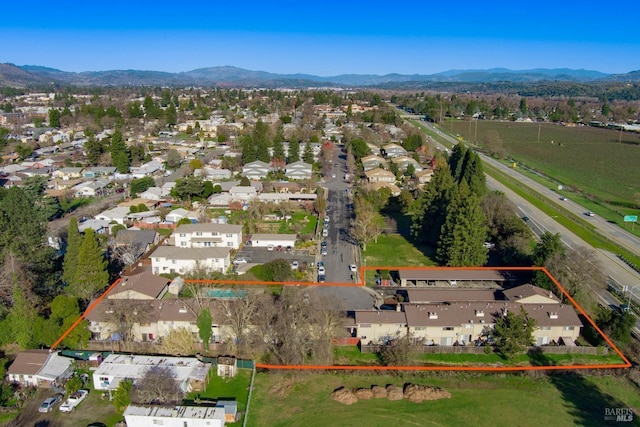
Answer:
234, 246, 315, 271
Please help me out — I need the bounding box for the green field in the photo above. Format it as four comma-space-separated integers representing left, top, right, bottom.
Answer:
446, 119, 640, 205
362, 233, 434, 284
247, 371, 640, 427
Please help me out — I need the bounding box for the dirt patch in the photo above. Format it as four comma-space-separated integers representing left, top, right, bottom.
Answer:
331, 383, 451, 405
268, 378, 296, 398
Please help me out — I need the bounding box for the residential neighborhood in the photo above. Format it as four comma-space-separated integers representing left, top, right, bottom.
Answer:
0, 83, 638, 427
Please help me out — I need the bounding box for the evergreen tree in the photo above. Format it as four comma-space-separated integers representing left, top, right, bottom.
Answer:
165, 104, 177, 127
256, 140, 270, 163
84, 136, 104, 166
70, 229, 108, 301
411, 162, 456, 246
6, 285, 37, 348
303, 141, 314, 164
436, 182, 488, 266
493, 307, 536, 358
240, 135, 257, 164
110, 130, 130, 173
272, 138, 285, 163
49, 108, 61, 128
448, 143, 467, 183
197, 308, 213, 351
288, 140, 300, 163
62, 217, 82, 285
460, 149, 486, 196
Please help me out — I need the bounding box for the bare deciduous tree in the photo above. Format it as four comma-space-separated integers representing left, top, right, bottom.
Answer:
134, 365, 182, 404
104, 299, 155, 342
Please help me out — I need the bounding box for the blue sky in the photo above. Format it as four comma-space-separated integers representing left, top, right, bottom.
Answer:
2, 1, 639, 75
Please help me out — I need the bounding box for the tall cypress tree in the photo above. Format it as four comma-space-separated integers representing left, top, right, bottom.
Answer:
62, 217, 81, 285
110, 130, 130, 173
411, 162, 456, 246
288, 140, 300, 163
448, 143, 467, 182
70, 229, 108, 301
436, 181, 488, 266
303, 141, 314, 164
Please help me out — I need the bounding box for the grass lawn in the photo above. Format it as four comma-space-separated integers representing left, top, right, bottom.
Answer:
362, 233, 435, 285
446, 119, 640, 205
247, 371, 640, 427
186, 368, 253, 425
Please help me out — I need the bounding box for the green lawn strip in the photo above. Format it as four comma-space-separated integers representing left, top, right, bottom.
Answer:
186, 368, 252, 425
362, 234, 435, 285
414, 351, 624, 367
247, 371, 640, 427
333, 346, 381, 365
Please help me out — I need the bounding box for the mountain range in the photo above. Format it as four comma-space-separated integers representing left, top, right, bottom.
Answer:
1, 63, 639, 88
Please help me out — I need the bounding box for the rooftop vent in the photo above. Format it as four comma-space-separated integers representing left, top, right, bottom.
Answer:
428, 312, 438, 320
475, 310, 485, 317
549, 312, 558, 319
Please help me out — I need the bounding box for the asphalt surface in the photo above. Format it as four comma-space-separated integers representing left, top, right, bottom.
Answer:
315, 145, 376, 310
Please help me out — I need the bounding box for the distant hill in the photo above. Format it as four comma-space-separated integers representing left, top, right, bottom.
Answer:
1, 63, 638, 88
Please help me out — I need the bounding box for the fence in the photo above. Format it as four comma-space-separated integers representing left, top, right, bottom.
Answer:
84, 340, 225, 355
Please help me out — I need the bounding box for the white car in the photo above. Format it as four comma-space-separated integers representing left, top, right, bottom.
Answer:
59, 390, 88, 412
585, 211, 595, 217
317, 266, 326, 275
291, 261, 299, 270
349, 264, 358, 273
233, 257, 248, 265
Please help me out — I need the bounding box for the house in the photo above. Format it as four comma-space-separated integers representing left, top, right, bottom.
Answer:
95, 206, 131, 225
354, 309, 407, 345
52, 167, 83, 180
241, 160, 271, 180
78, 219, 112, 234
93, 354, 211, 393
391, 156, 423, 173
124, 405, 225, 427
113, 229, 160, 262
364, 168, 395, 183
86, 298, 229, 343
249, 233, 296, 248
151, 246, 231, 275
361, 154, 387, 171
173, 223, 243, 249
137, 187, 167, 201
415, 169, 434, 186
284, 160, 313, 180
7, 350, 73, 388
82, 166, 117, 178
351, 283, 583, 347
204, 167, 232, 180
364, 182, 401, 196
229, 186, 258, 202
382, 143, 407, 158
130, 160, 164, 178
72, 179, 109, 198
108, 270, 169, 300
166, 208, 199, 224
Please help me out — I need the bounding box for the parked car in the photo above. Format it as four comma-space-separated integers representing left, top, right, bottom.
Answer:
317, 261, 324, 268
321, 247, 327, 255
267, 244, 274, 251
291, 261, 299, 270
59, 390, 89, 412
39, 394, 63, 413
349, 264, 358, 273
318, 266, 326, 275
233, 257, 248, 265
318, 274, 326, 283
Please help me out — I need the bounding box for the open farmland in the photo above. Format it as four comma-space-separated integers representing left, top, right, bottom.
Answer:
447, 120, 640, 205
247, 371, 640, 427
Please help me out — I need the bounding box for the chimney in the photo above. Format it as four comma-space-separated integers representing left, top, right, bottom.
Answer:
395, 304, 401, 312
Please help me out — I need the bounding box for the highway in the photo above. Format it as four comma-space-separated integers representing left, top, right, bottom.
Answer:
396, 110, 640, 314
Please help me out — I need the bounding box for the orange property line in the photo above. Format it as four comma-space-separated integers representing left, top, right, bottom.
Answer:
50, 277, 123, 351
50, 266, 633, 372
